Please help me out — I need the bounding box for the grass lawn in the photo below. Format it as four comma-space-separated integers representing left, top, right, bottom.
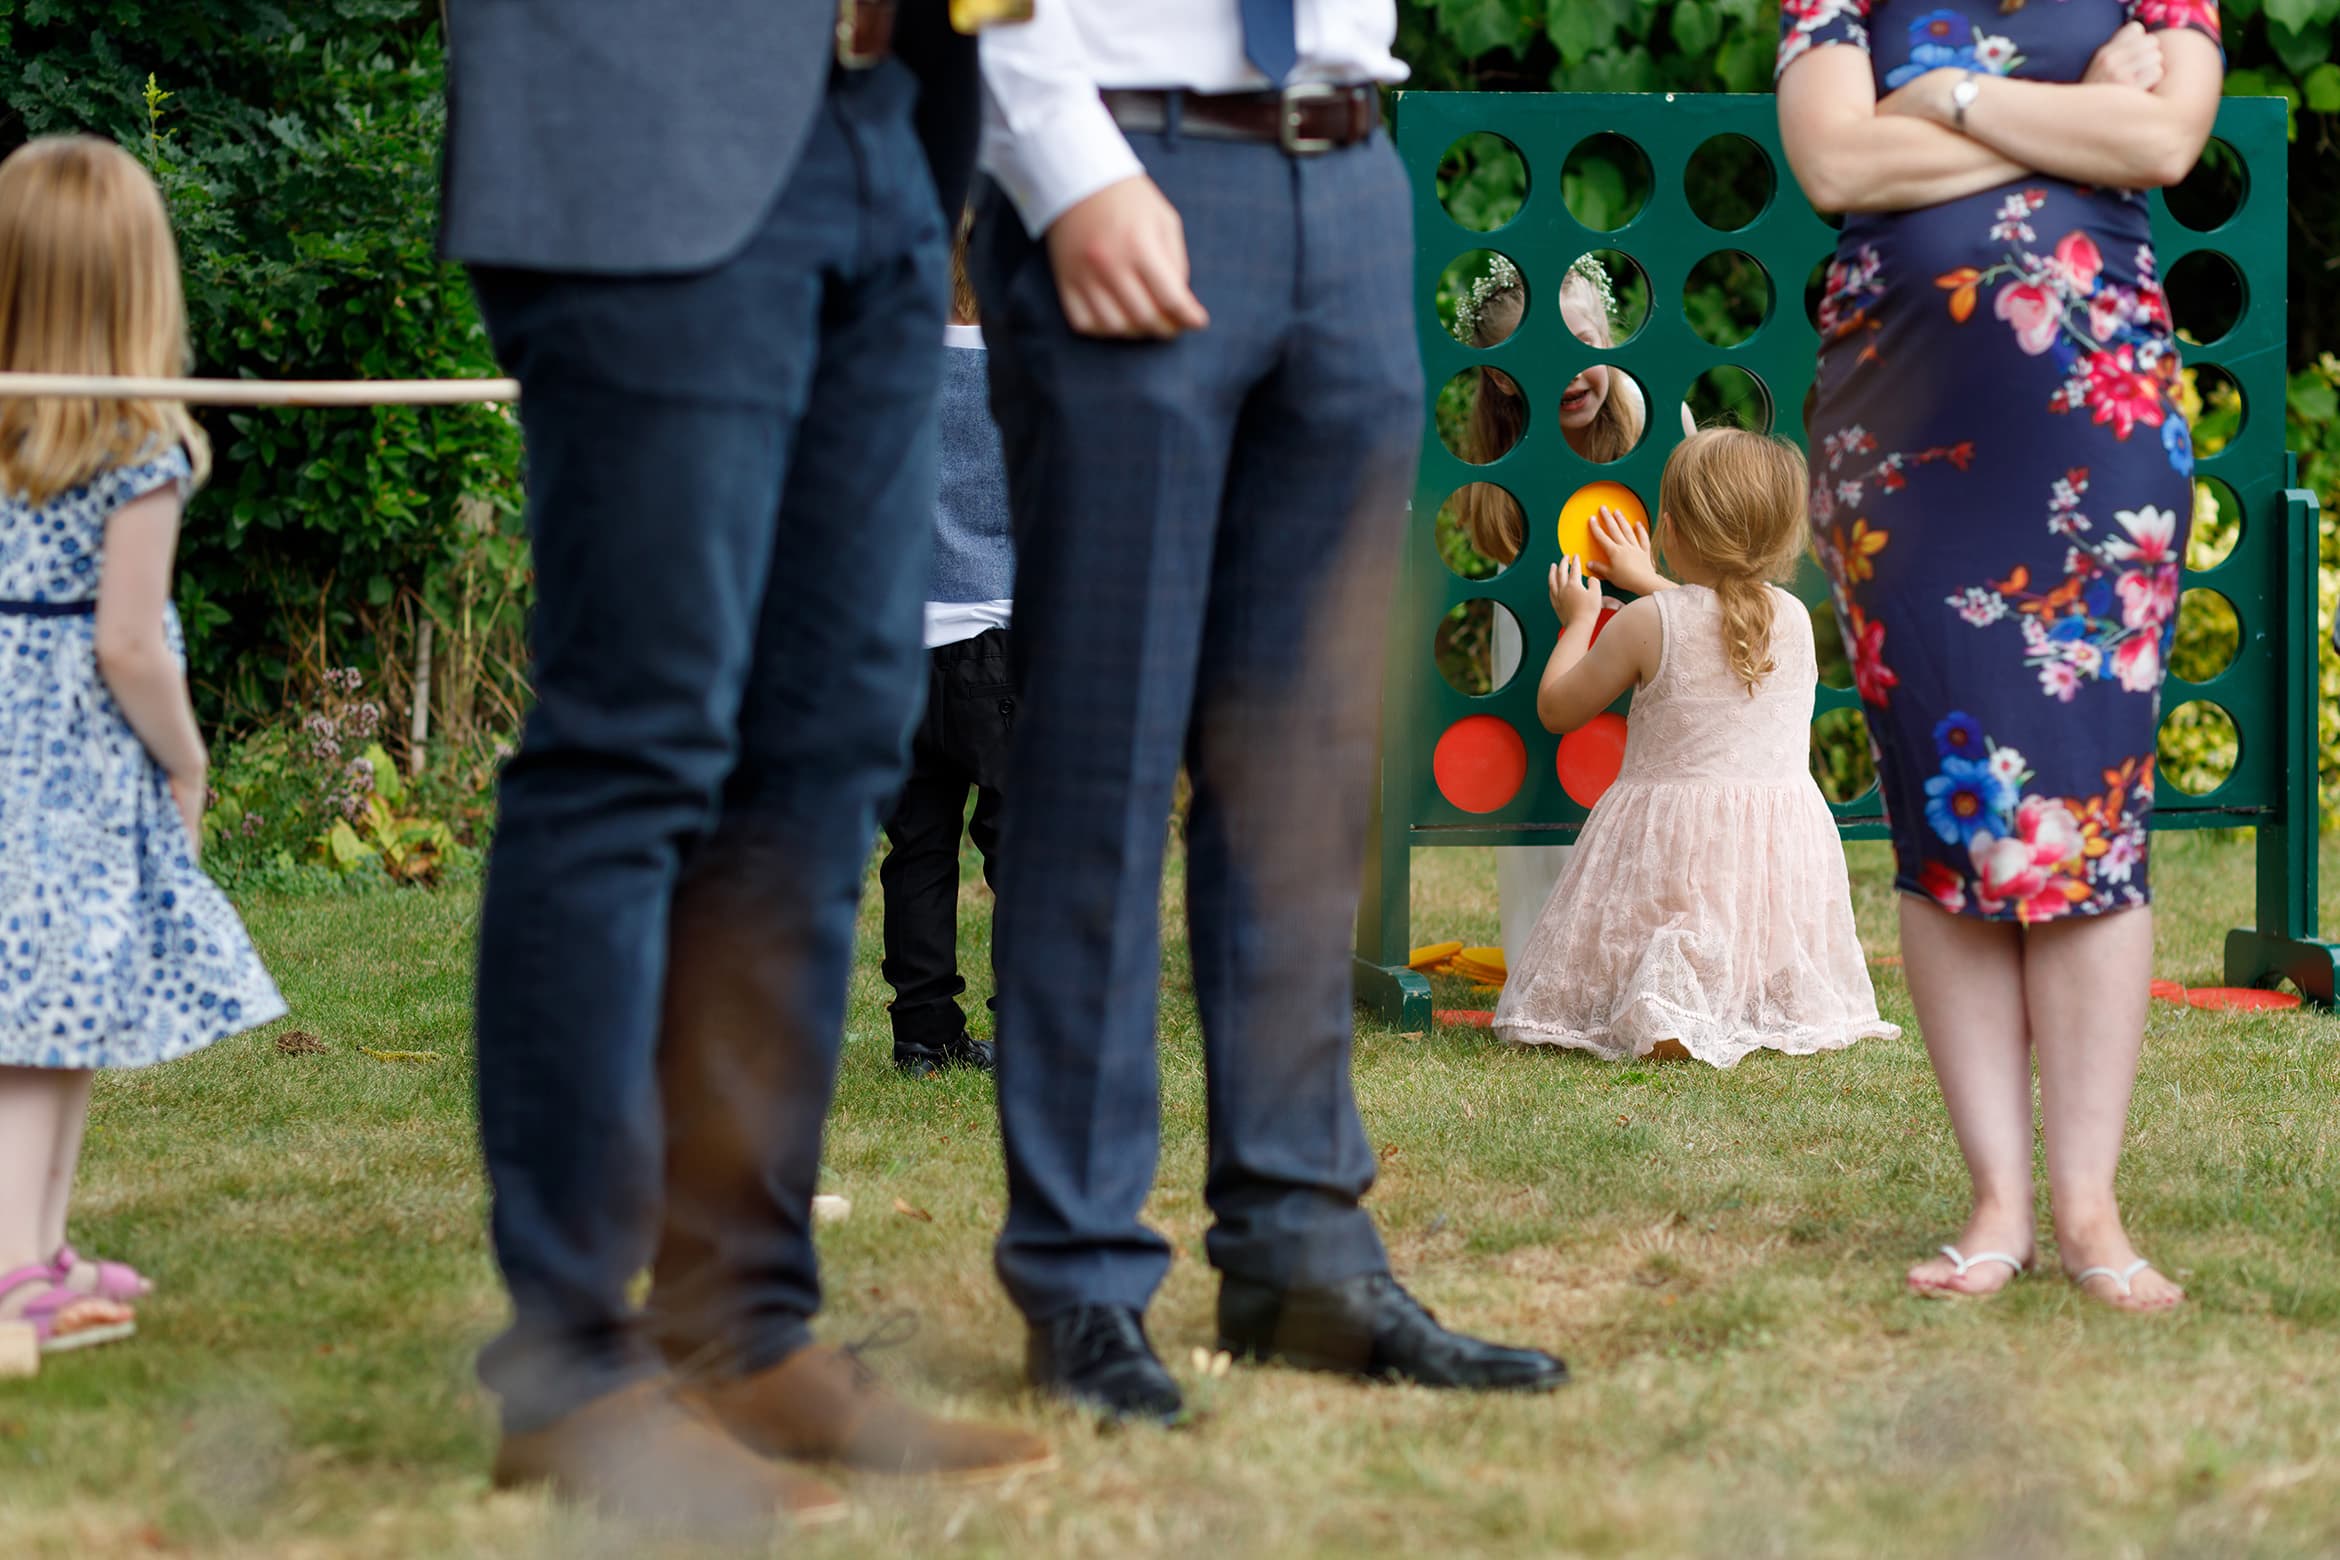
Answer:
4, 831, 2339, 1557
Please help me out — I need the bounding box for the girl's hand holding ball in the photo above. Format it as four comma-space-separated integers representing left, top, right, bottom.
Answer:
1585, 507, 1665, 597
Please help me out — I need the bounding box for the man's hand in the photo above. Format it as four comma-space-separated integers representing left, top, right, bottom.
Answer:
1045, 175, 1210, 339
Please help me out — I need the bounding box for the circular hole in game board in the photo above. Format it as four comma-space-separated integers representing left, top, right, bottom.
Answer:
2159, 699, 2238, 796
1562, 132, 1654, 232
2168, 588, 2240, 684
1809, 704, 1877, 805
1685, 365, 1775, 433
1555, 362, 1651, 465
1435, 598, 1525, 697
1685, 134, 1775, 232
2188, 475, 2242, 571
1437, 132, 1529, 234
2165, 249, 2246, 348
1435, 483, 1523, 579
1436, 366, 1525, 466
1438, 250, 1528, 349
1563, 248, 1652, 345
2165, 138, 2246, 233
1557, 712, 1630, 809
1685, 251, 1773, 348
2187, 362, 2244, 460
1434, 714, 1528, 814
1812, 599, 1854, 690
1556, 479, 1650, 576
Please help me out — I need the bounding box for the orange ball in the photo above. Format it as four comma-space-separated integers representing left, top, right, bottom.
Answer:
1556, 481, 1648, 574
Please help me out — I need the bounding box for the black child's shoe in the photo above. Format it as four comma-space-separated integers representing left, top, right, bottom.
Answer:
893, 1033, 997, 1077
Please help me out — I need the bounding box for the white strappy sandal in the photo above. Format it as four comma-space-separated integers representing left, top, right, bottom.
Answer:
2070, 1257, 2177, 1308
1912, 1244, 2027, 1298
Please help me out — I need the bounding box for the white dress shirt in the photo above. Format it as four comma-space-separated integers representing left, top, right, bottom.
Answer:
978, 1, 1407, 234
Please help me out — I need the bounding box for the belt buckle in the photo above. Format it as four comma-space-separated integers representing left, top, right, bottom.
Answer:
1277, 81, 1345, 155
836, 0, 892, 69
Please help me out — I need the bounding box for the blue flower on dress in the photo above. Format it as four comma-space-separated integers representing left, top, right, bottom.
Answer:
1926, 753, 2006, 846
1934, 711, 1984, 759
1885, 8, 1974, 87
2162, 412, 2194, 477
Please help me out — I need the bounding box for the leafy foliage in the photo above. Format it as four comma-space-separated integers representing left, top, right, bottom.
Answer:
0, 1, 526, 750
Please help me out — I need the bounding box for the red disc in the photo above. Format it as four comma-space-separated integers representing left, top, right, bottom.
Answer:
1433, 715, 1527, 815
1434, 1009, 1496, 1029
2148, 979, 2188, 1004
2184, 986, 2302, 1012
1556, 711, 1629, 809
1588, 599, 1620, 647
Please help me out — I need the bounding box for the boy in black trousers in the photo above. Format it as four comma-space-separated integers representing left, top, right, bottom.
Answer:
879, 227, 1014, 1077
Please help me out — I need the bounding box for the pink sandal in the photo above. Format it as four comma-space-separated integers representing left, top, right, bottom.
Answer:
51, 1243, 152, 1303
0, 1264, 136, 1353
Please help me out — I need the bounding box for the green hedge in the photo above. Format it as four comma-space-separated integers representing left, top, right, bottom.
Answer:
0, 1, 525, 752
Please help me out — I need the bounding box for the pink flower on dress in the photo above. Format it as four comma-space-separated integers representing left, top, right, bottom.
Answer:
2088, 294, 2126, 344
2082, 346, 2167, 440
1921, 860, 1969, 914
1996, 281, 2061, 356
2116, 564, 2179, 634
1972, 798, 2086, 921
2103, 504, 2179, 564
2052, 231, 2104, 292
1851, 613, 1899, 707
2101, 827, 2146, 885
2039, 660, 2083, 702
2130, 0, 2219, 32
2112, 630, 2164, 692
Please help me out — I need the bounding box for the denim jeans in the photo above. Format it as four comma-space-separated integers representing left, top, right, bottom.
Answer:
468, 60, 946, 1433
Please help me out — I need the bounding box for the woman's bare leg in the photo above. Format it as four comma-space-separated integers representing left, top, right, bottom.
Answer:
2024, 907, 2184, 1310
1900, 898, 2037, 1295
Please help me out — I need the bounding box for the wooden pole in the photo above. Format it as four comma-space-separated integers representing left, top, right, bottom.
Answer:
0, 372, 517, 406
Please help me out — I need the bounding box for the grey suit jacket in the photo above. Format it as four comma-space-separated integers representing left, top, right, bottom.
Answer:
440, 1, 979, 276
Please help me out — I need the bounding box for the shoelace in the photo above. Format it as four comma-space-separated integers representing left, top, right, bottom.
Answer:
840, 1308, 920, 1390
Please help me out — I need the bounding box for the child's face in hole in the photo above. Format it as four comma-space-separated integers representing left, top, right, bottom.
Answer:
1556, 278, 1615, 435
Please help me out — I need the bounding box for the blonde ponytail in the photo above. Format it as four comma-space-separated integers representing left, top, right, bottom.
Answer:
1712, 574, 1778, 695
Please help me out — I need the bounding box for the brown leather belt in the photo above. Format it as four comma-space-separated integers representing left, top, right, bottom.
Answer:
1102, 84, 1380, 156
836, 0, 897, 68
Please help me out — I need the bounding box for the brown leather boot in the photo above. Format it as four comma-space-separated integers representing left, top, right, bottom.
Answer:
492, 1375, 848, 1532
685, 1344, 1055, 1482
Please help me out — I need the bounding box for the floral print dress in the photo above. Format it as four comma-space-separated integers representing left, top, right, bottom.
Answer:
0, 447, 285, 1068
1779, 0, 2221, 923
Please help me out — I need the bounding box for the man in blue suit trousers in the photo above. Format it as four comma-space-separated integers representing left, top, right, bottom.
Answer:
441, 0, 1050, 1530
973, 0, 1569, 1423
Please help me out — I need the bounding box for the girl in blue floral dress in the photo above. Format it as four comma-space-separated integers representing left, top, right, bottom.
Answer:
1778, 1, 2220, 1311
0, 138, 284, 1357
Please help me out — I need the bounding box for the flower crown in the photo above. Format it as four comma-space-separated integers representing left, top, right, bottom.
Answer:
1449, 253, 1617, 345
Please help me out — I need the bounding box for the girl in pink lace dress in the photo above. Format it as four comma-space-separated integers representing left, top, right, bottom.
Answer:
1494, 430, 1898, 1067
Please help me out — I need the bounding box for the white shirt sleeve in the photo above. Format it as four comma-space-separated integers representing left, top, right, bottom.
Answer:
978, 9, 1146, 235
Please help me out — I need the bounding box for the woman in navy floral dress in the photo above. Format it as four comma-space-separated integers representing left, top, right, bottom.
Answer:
1777, 0, 2221, 1309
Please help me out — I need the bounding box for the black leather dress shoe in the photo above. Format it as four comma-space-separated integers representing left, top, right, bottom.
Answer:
1217, 1272, 1567, 1392
893, 1034, 997, 1078
1026, 1305, 1184, 1425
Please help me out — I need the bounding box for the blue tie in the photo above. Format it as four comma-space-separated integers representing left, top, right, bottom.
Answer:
1241, 0, 1298, 85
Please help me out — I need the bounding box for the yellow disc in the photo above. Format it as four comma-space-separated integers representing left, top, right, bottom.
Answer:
1555, 481, 1647, 572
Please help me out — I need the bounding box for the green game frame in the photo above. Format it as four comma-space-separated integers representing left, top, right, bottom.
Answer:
1355, 92, 2337, 1028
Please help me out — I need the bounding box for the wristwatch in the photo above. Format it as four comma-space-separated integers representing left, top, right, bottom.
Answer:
1951, 71, 1981, 130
